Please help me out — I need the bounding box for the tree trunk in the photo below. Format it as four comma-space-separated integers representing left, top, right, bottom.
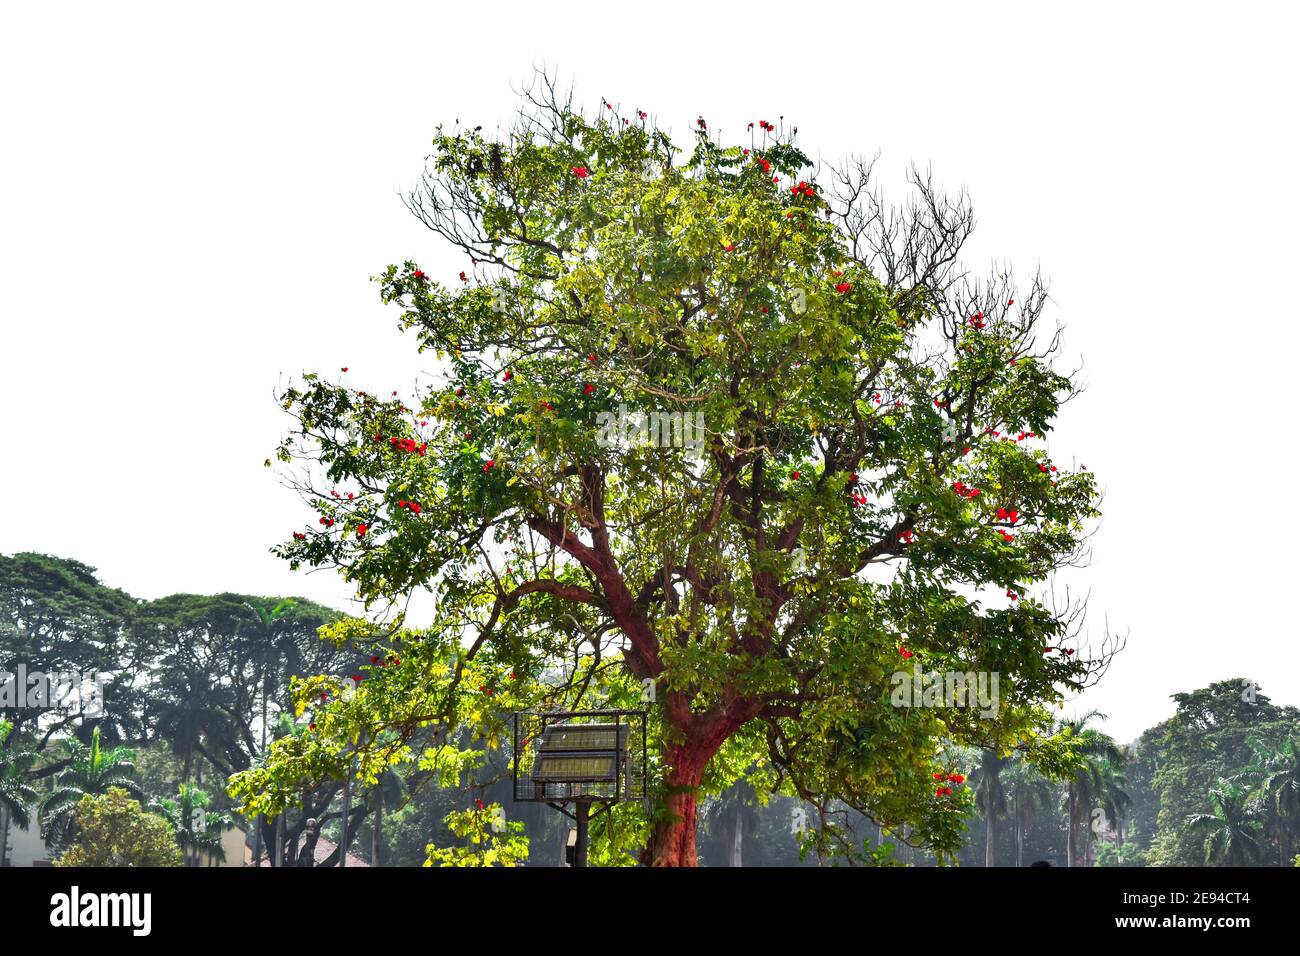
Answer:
643, 748, 707, 866
372, 799, 383, 867
984, 793, 996, 867
727, 801, 744, 867
1016, 794, 1024, 868
1066, 788, 1075, 868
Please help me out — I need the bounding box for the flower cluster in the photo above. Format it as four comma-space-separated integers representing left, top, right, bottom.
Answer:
951, 481, 981, 499
396, 499, 422, 514
934, 772, 966, 797
381, 435, 428, 456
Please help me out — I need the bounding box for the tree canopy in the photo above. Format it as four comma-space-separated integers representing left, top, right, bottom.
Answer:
242, 77, 1107, 865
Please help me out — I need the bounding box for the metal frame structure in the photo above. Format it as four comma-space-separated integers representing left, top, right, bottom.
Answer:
512, 708, 648, 867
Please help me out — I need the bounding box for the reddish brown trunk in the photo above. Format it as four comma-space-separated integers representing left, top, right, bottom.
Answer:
643, 743, 711, 867
642, 697, 766, 867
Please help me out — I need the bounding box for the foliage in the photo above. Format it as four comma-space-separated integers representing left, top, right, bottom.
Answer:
257, 75, 1103, 864
150, 783, 235, 865
53, 787, 183, 867
425, 801, 528, 867
40, 726, 143, 847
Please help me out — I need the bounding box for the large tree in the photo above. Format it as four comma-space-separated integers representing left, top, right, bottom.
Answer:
244, 77, 1106, 865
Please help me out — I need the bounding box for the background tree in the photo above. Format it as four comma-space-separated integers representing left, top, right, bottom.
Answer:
1187, 782, 1263, 867
0, 720, 38, 867
150, 783, 234, 866
1004, 756, 1056, 867
1233, 734, 1300, 866
53, 787, 182, 867
0, 553, 141, 752
40, 725, 143, 849
1056, 711, 1124, 867
970, 749, 1011, 866
246, 75, 1108, 865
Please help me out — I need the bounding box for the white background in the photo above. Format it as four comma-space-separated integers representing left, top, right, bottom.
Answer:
2, 1, 1297, 741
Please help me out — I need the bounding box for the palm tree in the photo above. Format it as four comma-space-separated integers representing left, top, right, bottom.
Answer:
1056, 710, 1125, 867
150, 783, 234, 866
1234, 735, 1300, 866
0, 721, 39, 867
1187, 782, 1264, 866
970, 749, 1011, 866
1005, 758, 1056, 867
1081, 756, 1131, 866
39, 726, 143, 847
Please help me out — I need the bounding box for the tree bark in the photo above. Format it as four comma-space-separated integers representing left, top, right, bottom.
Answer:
642, 744, 709, 866
641, 701, 759, 867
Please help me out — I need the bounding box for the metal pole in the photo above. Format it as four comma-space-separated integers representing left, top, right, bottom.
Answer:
575, 801, 590, 868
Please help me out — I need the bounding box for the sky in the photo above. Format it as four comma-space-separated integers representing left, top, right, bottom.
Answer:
1, 1, 1297, 742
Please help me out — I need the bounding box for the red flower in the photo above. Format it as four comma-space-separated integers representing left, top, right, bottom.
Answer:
412, 269, 427, 282
791, 470, 800, 480
572, 166, 589, 178
696, 117, 707, 130
371, 655, 380, 664
483, 459, 495, 472
410, 502, 422, 514
999, 531, 1015, 543
341, 367, 348, 372
459, 271, 468, 283
583, 383, 595, 394
586, 353, 596, 363
502, 370, 513, 382
352, 674, 362, 682
356, 523, 369, 538
455, 386, 465, 397
1007, 589, 1018, 600
934, 772, 944, 780
319, 517, 334, 527
900, 647, 912, 659
725, 242, 735, 251
835, 282, 851, 294
292, 532, 305, 541
309, 723, 316, 731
